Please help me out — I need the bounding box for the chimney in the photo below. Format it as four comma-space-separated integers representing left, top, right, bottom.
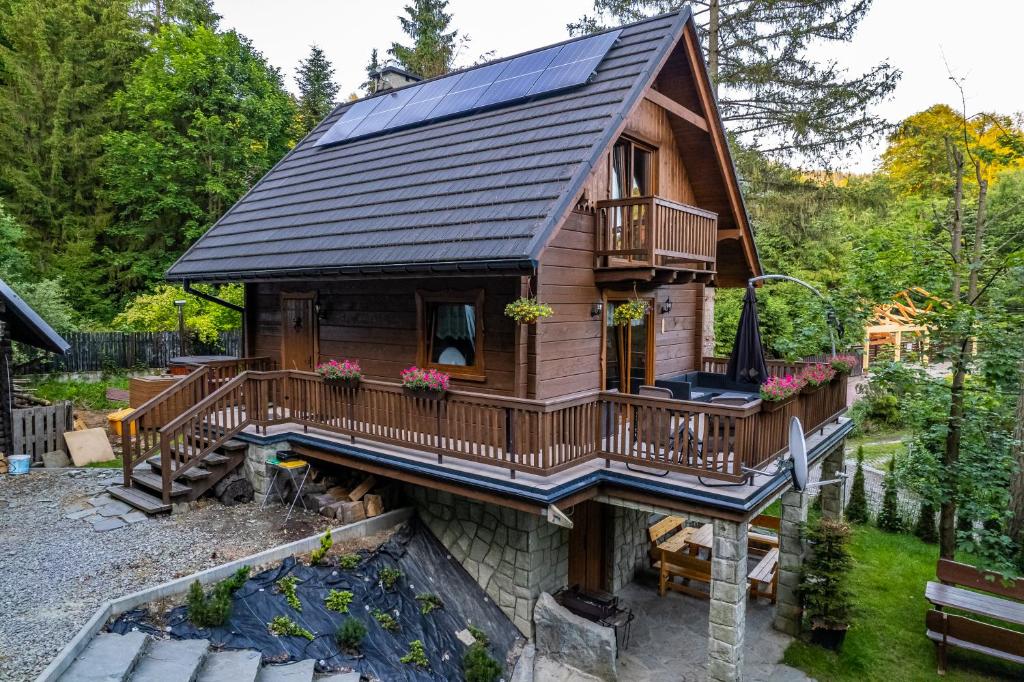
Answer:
373, 66, 422, 92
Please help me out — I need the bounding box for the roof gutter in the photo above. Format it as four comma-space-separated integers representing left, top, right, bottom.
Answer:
169, 258, 537, 284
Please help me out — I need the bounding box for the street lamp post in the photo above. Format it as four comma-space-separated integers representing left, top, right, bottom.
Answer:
174, 299, 188, 357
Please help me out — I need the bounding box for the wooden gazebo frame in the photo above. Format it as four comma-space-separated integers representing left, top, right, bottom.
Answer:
862, 288, 935, 370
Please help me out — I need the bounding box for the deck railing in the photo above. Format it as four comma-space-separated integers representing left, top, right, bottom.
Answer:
596, 196, 717, 268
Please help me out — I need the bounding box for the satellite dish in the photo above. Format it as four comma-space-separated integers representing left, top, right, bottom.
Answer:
789, 416, 808, 491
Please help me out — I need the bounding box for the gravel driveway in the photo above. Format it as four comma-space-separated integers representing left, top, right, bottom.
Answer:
0, 469, 326, 681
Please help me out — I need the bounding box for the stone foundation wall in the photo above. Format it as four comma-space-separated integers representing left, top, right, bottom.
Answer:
242, 441, 290, 496
607, 506, 648, 593
408, 486, 568, 636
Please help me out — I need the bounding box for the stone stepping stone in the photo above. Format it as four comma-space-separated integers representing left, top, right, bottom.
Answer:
92, 517, 126, 532
197, 649, 261, 682
123, 510, 149, 524
58, 631, 149, 682
97, 501, 133, 517
87, 494, 114, 507
255, 659, 315, 682
132, 638, 210, 682
66, 508, 97, 520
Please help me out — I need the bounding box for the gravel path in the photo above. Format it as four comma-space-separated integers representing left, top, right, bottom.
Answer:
0, 469, 327, 681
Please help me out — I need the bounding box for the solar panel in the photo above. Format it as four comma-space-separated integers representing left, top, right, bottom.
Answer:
315, 29, 621, 147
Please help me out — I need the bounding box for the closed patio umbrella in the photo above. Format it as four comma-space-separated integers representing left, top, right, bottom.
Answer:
725, 285, 768, 385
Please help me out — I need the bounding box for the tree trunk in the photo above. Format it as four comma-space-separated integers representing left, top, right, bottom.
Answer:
1008, 358, 1024, 545
708, 0, 720, 95
939, 343, 970, 559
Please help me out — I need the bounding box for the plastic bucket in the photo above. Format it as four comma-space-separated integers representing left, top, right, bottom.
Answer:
8, 455, 31, 475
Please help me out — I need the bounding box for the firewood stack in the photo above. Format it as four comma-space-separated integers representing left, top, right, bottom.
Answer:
302, 470, 388, 522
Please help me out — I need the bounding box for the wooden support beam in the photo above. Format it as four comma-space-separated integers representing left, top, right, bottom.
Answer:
717, 229, 741, 240
645, 89, 709, 132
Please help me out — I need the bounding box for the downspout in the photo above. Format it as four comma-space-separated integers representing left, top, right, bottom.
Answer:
182, 280, 247, 356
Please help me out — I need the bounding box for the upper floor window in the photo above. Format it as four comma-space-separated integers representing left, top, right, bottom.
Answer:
416, 289, 486, 381
611, 138, 654, 199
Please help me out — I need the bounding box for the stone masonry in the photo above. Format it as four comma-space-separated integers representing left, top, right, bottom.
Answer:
607, 505, 648, 593
818, 443, 845, 520
242, 440, 290, 496
409, 486, 568, 636
773, 488, 808, 636
707, 518, 747, 682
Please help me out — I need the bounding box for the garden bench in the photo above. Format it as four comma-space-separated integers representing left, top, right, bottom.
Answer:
747, 547, 779, 603
656, 545, 712, 599
924, 558, 1024, 674
747, 514, 780, 553
647, 515, 685, 565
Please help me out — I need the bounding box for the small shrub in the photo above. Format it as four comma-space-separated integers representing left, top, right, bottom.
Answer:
336, 617, 367, 652
914, 500, 938, 544
463, 642, 502, 682
416, 593, 443, 615
310, 528, 332, 566
400, 639, 430, 669
338, 553, 361, 570
378, 566, 402, 591
845, 447, 869, 524
876, 457, 903, 532
222, 566, 251, 592
268, 615, 313, 641
799, 518, 853, 632
186, 566, 251, 627
467, 624, 489, 648
325, 589, 354, 613
276, 576, 302, 611
372, 609, 399, 632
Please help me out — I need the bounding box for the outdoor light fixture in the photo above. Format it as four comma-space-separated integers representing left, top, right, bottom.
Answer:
660, 298, 673, 314
314, 300, 331, 320
590, 301, 604, 317
174, 299, 188, 357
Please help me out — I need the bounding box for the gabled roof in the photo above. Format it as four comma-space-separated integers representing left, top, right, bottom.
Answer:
0, 279, 70, 355
167, 8, 758, 283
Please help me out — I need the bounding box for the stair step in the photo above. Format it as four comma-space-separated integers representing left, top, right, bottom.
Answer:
219, 439, 247, 453
255, 659, 316, 682
59, 631, 149, 682
131, 471, 192, 498
197, 649, 261, 682
131, 638, 209, 682
144, 458, 211, 482
148, 451, 231, 470
108, 485, 171, 514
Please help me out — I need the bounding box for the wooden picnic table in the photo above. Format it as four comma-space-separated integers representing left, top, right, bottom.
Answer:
657, 523, 713, 555
926, 581, 1024, 626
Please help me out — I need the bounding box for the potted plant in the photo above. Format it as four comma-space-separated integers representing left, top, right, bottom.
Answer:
504, 297, 553, 324
316, 359, 362, 389
759, 374, 803, 412
829, 354, 858, 375
400, 366, 450, 399
612, 298, 648, 326
799, 517, 854, 650
799, 363, 836, 393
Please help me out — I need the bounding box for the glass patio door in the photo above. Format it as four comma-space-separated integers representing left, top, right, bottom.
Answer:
604, 298, 653, 394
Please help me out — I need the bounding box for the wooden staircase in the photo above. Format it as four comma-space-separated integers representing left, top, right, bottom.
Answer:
113, 357, 272, 514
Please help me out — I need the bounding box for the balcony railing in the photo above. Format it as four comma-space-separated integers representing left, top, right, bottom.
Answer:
125, 361, 847, 502
596, 196, 717, 269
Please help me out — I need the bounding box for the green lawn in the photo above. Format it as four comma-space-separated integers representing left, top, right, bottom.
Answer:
783, 524, 1021, 681
846, 428, 909, 466
28, 376, 130, 411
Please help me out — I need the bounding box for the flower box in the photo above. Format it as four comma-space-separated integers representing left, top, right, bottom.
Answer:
760, 393, 797, 413
403, 386, 447, 401
399, 366, 450, 399
316, 359, 362, 388
324, 376, 360, 389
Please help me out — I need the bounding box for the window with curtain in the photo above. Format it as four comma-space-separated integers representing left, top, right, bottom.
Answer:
418, 290, 485, 379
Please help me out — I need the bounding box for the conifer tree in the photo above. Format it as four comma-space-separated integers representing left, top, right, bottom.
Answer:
876, 457, 902, 532
569, 1, 899, 161
296, 45, 339, 135
362, 48, 385, 94
914, 500, 938, 544
389, 0, 461, 78
845, 446, 868, 524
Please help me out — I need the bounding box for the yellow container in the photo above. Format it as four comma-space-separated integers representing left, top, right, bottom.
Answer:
108, 407, 137, 437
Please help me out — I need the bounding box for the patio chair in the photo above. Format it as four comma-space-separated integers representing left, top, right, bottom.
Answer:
636, 385, 701, 466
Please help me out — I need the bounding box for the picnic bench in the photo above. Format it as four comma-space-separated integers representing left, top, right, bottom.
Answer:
649, 517, 713, 599
924, 558, 1024, 674
748, 548, 779, 603
748, 514, 780, 553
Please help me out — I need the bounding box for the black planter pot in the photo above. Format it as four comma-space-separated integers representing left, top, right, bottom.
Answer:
324, 377, 360, 390
810, 626, 848, 651
403, 386, 447, 401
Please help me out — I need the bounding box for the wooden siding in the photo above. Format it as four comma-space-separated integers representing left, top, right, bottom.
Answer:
248, 277, 520, 396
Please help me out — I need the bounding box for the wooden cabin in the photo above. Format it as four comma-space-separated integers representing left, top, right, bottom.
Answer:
119, 10, 852, 679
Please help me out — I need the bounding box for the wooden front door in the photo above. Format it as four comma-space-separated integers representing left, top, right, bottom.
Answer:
281, 294, 316, 371
567, 501, 607, 592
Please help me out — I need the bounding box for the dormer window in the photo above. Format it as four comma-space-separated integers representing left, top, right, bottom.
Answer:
610, 138, 655, 199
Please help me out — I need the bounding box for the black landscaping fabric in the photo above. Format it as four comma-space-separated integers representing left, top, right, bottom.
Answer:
725, 285, 769, 385
110, 519, 523, 680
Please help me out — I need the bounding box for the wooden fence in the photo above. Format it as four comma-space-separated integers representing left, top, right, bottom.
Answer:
14, 330, 242, 374
12, 402, 73, 462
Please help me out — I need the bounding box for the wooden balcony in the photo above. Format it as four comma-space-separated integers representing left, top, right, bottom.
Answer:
120, 358, 848, 502
595, 196, 717, 283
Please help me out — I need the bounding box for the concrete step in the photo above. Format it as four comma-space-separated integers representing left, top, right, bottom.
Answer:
197, 649, 262, 682
131, 638, 209, 682
255, 659, 316, 682
314, 673, 360, 682
108, 485, 171, 514
59, 631, 150, 682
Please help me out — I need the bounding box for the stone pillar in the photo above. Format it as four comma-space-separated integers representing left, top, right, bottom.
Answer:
702, 286, 717, 358
243, 440, 290, 495
774, 488, 808, 636
819, 444, 845, 520
607, 505, 648, 593
708, 518, 747, 682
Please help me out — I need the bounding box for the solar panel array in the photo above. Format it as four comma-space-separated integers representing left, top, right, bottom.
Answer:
315, 30, 622, 147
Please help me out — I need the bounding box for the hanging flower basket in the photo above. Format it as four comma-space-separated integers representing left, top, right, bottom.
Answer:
759, 375, 803, 411
400, 366, 450, 400
612, 298, 648, 326
829, 354, 858, 374
800, 363, 836, 391
316, 359, 362, 389
504, 297, 553, 324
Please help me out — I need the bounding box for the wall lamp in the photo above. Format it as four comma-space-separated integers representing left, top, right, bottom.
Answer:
660, 298, 673, 314
590, 301, 604, 317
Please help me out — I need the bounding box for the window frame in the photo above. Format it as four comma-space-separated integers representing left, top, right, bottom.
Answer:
609, 136, 658, 200
415, 289, 487, 382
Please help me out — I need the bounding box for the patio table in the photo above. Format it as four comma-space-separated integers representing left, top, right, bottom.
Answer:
656, 523, 713, 556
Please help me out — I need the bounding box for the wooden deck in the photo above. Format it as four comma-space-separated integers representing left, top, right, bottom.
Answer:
118, 359, 848, 504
